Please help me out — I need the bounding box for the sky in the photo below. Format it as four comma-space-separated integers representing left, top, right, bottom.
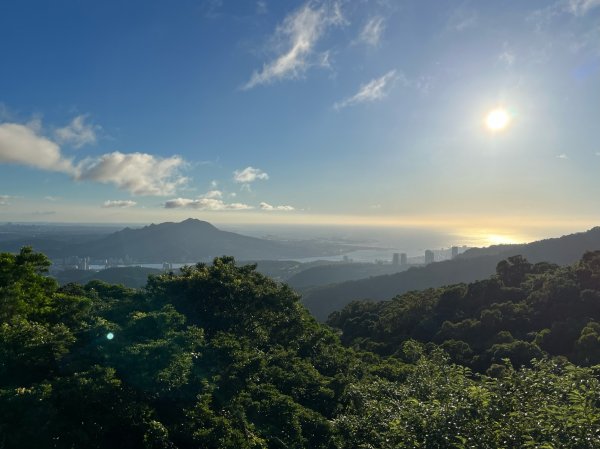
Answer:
1, 0, 600, 244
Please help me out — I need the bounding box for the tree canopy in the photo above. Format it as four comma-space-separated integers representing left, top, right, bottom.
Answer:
0, 248, 599, 448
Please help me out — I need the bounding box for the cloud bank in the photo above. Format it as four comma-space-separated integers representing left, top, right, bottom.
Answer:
102, 200, 137, 208
259, 202, 295, 211
77, 152, 187, 196
0, 120, 187, 196
164, 197, 253, 211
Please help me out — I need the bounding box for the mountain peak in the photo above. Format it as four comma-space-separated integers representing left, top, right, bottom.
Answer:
178, 218, 217, 229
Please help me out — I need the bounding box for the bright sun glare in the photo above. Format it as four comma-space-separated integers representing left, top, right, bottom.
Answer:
485, 108, 511, 131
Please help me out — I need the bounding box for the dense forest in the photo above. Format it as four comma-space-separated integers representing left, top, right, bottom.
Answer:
328, 253, 600, 371
1, 248, 599, 448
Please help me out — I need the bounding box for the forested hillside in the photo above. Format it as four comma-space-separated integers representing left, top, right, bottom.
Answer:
303, 226, 600, 320
1, 248, 598, 448
329, 253, 600, 372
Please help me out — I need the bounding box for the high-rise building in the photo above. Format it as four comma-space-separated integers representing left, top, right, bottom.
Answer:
400, 253, 408, 266
425, 250, 434, 264
392, 253, 400, 266
451, 246, 459, 259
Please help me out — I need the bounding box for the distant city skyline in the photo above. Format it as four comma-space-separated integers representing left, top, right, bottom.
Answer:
1, 0, 600, 246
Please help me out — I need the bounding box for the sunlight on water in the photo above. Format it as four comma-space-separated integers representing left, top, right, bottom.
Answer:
106, 332, 114, 340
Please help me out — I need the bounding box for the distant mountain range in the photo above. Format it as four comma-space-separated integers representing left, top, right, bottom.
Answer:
302, 227, 600, 320
0, 218, 366, 262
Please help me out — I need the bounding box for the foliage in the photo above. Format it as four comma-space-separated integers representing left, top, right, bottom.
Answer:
328, 251, 600, 371
0, 248, 599, 447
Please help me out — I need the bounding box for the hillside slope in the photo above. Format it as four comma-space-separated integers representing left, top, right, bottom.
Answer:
303, 226, 600, 320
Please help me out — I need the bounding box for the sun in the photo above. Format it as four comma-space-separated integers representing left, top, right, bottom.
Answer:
485, 108, 511, 131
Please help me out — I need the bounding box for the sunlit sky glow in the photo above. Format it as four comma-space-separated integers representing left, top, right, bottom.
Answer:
1, 0, 600, 243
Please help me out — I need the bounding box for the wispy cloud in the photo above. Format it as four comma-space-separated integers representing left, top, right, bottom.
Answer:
334, 70, 399, 110
244, 1, 344, 89
0, 195, 11, 206
498, 43, 516, 67
567, 0, 600, 16
256, 0, 268, 15
233, 166, 269, 183
102, 200, 137, 208
54, 115, 98, 148
44, 196, 60, 202
259, 202, 295, 211
447, 8, 478, 32
557, 153, 569, 159
357, 16, 385, 46
0, 120, 188, 196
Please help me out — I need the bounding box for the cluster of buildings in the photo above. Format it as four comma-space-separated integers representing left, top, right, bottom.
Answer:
391, 246, 464, 267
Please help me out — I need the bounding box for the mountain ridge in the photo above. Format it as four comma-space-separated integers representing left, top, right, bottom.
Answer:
302, 226, 600, 320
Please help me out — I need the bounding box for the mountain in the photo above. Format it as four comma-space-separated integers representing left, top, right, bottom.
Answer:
302, 226, 600, 320
75, 218, 360, 262
0, 219, 365, 262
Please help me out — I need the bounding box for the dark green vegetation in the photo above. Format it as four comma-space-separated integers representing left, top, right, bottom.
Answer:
286, 262, 408, 290
1, 248, 599, 448
55, 266, 164, 288
329, 253, 600, 371
304, 226, 600, 320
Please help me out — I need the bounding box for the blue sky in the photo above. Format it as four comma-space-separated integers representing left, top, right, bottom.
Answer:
1, 0, 600, 243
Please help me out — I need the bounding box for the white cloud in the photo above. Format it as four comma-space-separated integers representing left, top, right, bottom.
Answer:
164, 189, 251, 210
0, 122, 75, 173
596, 151, 600, 156
0, 120, 188, 197
203, 189, 223, 199
54, 115, 98, 148
567, 0, 600, 15
557, 153, 569, 159
358, 17, 385, 46
76, 152, 187, 196
0, 195, 11, 205
334, 70, 399, 110
259, 202, 295, 211
102, 200, 137, 208
233, 166, 269, 183
44, 196, 60, 202
244, 1, 344, 89
164, 197, 253, 210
